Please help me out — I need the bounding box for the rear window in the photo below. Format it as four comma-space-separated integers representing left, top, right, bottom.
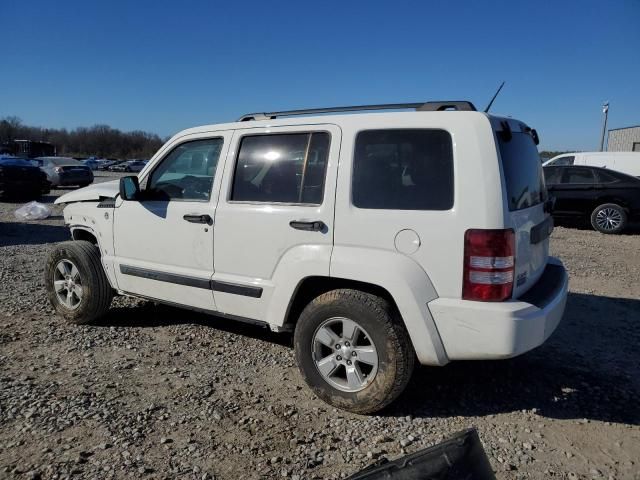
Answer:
352, 129, 453, 210
498, 132, 546, 211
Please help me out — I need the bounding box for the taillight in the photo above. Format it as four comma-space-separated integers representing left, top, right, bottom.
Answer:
462, 229, 515, 302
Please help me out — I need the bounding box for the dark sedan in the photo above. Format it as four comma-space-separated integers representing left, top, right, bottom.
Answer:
544, 165, 640, 234
38, 157, 94, 187
0, 156, 51, 199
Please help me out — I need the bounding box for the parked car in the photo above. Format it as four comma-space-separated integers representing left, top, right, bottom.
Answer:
48, 101, 567, 414
544, 165, 640, 233
543, 152, 640, 177
81, 159, 102, 170
121, 160, 146, 172
0, 156, 50, 199
108, 161, 129, 172
97, 160, 117, 171
38, 157, 94, 187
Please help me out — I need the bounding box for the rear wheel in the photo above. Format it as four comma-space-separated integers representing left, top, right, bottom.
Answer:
590, 203, 627, 234
45, 241, 113, 324
294, 289, 414, 414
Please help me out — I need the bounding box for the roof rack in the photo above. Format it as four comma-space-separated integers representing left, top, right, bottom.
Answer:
237, 101, 476, 121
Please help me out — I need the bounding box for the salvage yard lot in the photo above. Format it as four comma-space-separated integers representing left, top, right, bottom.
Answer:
1, 172, 638, 479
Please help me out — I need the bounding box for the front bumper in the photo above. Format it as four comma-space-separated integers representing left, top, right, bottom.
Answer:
428, 258, 568, 361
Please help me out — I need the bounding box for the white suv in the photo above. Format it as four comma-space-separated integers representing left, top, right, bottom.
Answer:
47, 101, 568, 414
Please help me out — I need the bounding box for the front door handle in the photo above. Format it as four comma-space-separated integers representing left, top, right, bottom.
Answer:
289, 220, 326, 232
183, 214, 212, 224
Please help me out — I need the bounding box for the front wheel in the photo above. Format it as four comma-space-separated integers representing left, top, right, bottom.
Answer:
590, 203, 627, 234
294, 289, 414, 414
45, 241, 113, 324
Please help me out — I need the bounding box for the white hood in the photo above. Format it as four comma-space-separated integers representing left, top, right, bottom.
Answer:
54, 180, 119, 204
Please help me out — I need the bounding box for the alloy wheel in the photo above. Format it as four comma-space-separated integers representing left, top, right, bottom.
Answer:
53, 259, 83, 310
312, 317, 379, 392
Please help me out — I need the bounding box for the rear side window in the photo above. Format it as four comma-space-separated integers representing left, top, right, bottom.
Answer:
550, 156, 574, 166
562, 167, 596, 184
352, 129, 453, 210
498, 132, 546, 211
231, 132, 330, 204
595, 170, 619, 183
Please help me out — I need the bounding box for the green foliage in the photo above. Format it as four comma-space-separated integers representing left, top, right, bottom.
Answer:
0, 117, 166, 159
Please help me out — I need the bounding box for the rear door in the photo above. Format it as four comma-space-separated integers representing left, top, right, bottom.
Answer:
212, 124, 340, 321
496, 123, 550, 297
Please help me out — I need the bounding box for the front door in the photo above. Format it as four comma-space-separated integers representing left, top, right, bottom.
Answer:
112, 132, 231, 310
212, 124, 340, 322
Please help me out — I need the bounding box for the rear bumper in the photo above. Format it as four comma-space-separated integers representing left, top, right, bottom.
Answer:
58, 174, 93, 185
428, 258, 568, 361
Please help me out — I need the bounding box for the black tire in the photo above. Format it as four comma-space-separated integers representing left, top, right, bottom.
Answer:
44, 241, 113, 324
294, 289, 414, 414
590, 203, 627, 234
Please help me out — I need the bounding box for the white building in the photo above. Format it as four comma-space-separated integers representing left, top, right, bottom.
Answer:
607, 125, 640, 152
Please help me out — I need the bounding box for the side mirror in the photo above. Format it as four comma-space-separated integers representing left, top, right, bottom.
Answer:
119, 176, 140, 201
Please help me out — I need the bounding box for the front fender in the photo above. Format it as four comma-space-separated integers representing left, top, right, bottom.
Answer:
63, 202, 118, 289
330, 246, 448, 366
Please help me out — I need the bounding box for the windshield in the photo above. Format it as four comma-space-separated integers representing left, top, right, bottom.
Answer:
498, 132, 547, 211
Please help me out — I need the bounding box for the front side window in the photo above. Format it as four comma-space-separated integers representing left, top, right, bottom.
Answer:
231, 132, 330, 204
352, 129, 454, 210
563, 167, 595, 184
146, 138, 223, 201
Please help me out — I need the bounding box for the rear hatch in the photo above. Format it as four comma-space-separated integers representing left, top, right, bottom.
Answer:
494, 118, 551, 298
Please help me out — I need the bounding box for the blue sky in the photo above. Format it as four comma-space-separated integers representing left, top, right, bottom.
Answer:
2, 0, 639, 151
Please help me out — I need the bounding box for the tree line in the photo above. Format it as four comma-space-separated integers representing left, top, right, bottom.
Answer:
0, 116, 166, 159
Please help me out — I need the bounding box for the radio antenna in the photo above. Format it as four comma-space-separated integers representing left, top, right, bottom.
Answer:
484, 81, 505, 113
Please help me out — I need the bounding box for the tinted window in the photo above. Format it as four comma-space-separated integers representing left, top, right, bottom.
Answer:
352, 129, 453, 210
595, 170, 619, 183
550, 155, 574, 166
231, 132, 330, 204
563, 168, 595, 184
543, 167, 562, 185
498, 133, 546, 211
147, 138, 223, 201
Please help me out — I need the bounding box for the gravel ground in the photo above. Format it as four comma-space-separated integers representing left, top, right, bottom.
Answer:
1, 173, 638, 480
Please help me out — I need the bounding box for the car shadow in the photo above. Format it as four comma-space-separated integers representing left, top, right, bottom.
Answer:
94, 302, 292, 347
89, 291, 639, 425
0, 221, 70, 246
554, 218, 640, 234
388, 292, 640, 425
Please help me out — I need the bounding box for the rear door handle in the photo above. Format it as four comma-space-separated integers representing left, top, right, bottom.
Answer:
289, 220, 326, 232
183, 214, 212, 224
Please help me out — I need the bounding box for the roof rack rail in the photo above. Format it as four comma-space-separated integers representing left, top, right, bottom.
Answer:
237, 101, 476, 121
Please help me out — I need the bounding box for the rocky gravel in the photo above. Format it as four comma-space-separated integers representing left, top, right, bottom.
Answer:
1, 173, 639, 479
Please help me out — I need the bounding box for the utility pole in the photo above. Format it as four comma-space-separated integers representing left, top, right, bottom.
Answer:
599, 102, 609, 151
